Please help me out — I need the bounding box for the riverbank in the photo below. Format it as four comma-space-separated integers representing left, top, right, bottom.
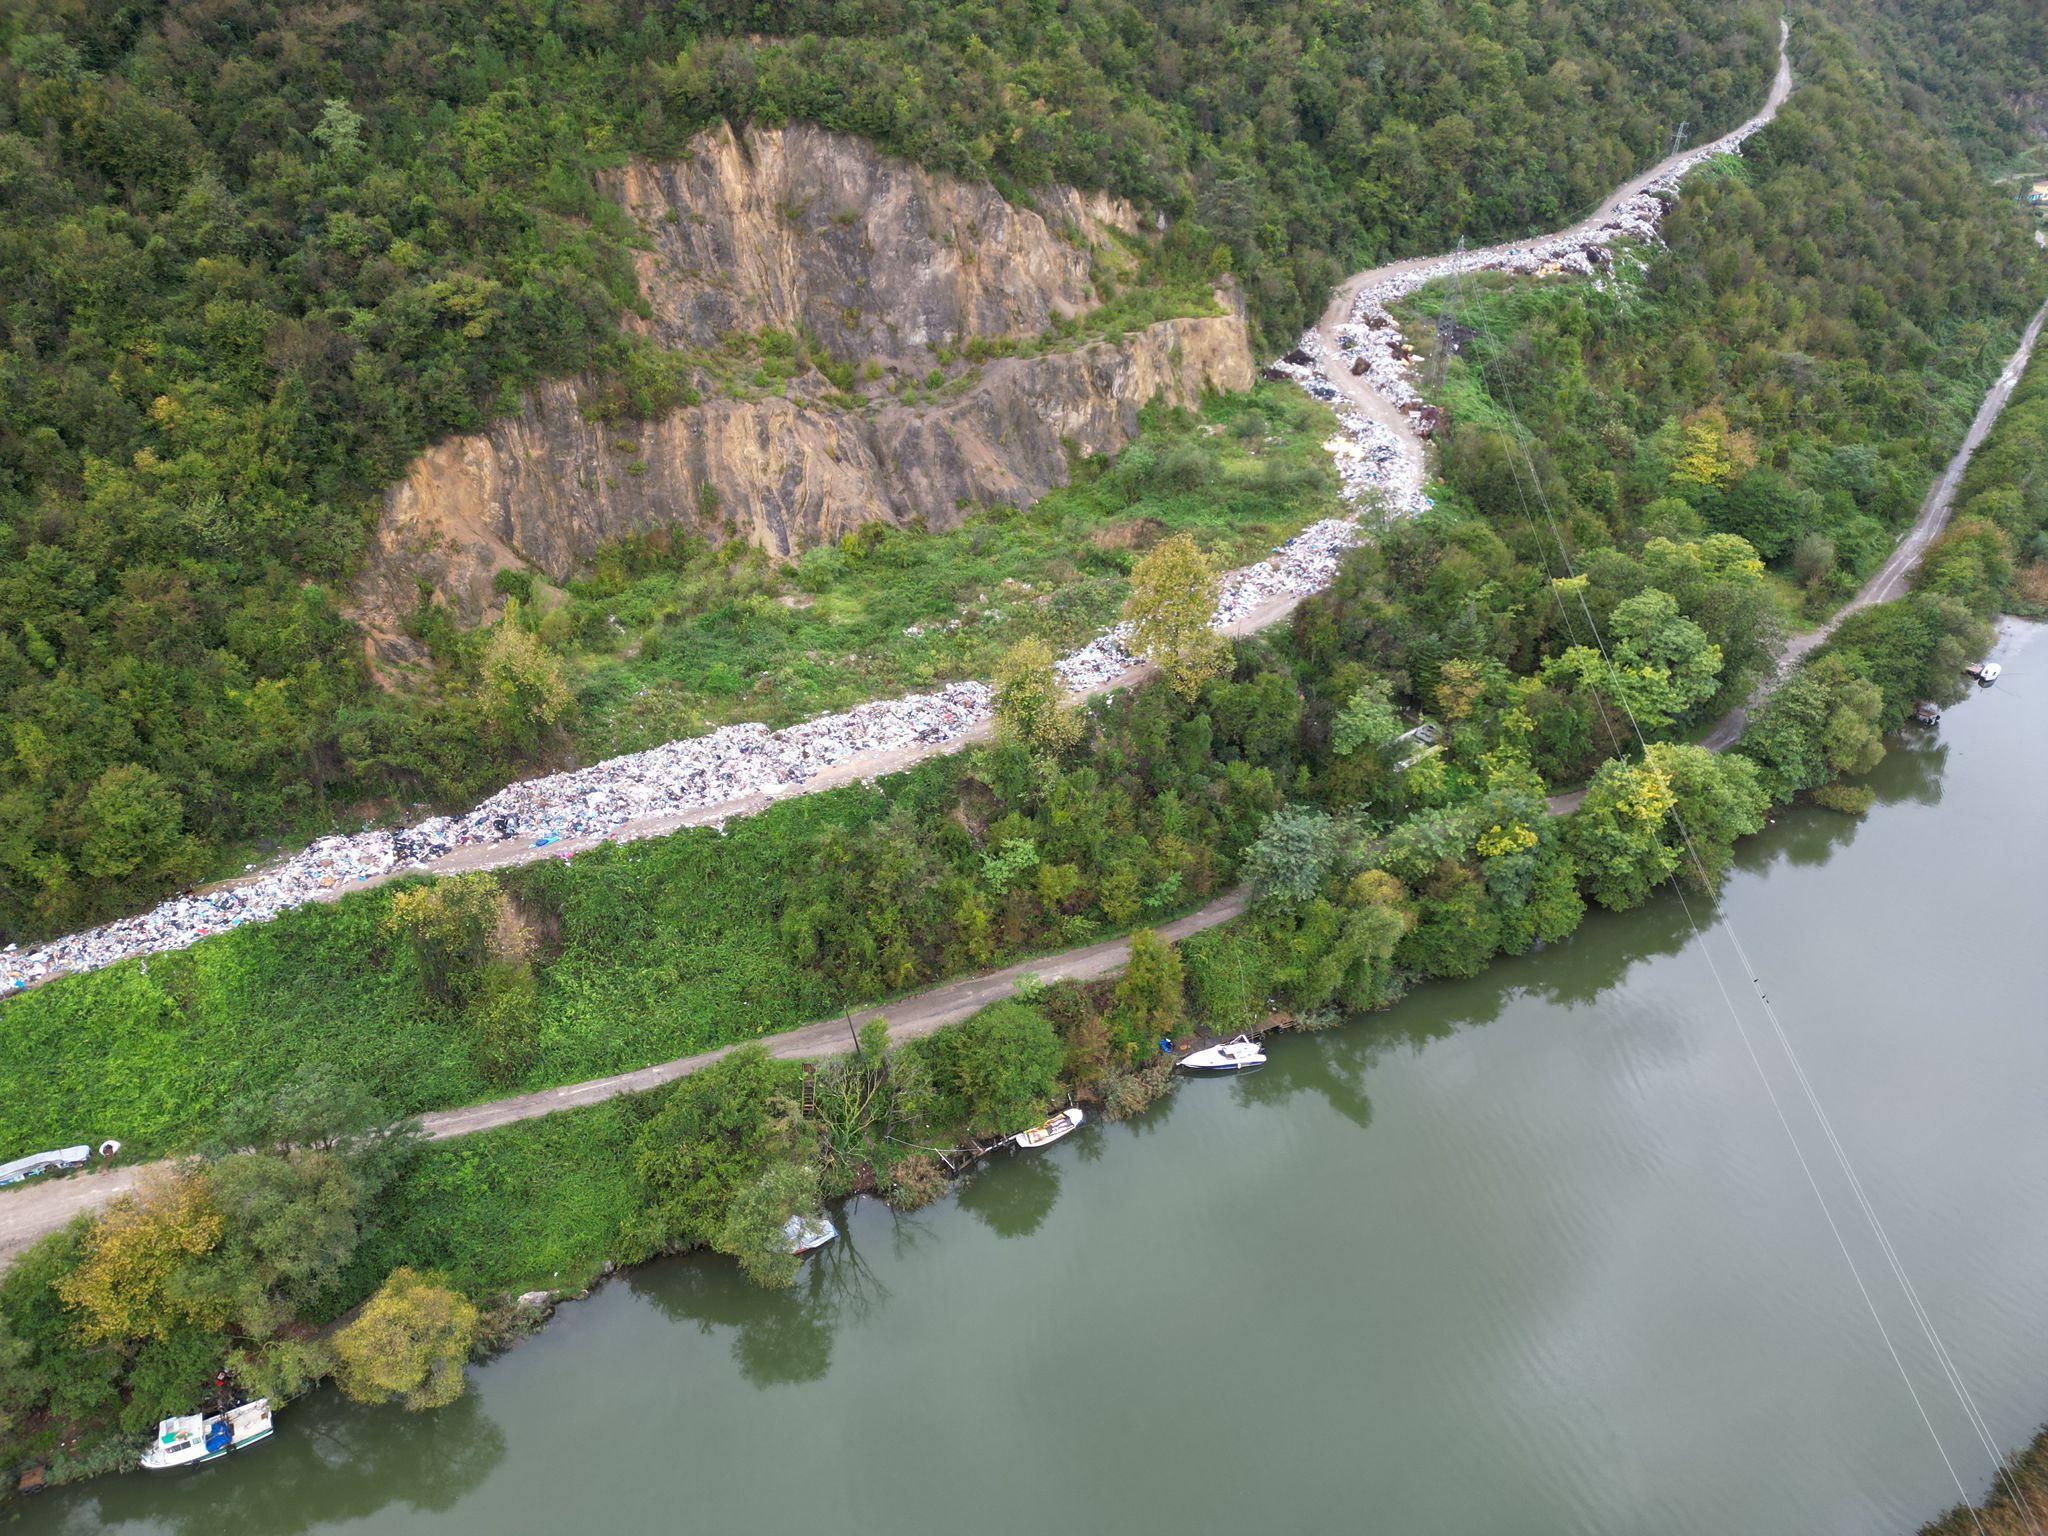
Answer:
11, 618, 2046, 1534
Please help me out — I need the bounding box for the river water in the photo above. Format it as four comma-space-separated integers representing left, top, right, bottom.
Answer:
18, 622, 2048, 1536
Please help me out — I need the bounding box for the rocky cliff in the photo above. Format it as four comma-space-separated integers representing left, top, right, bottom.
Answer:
355, 126, 1255, 652
604, 123, 1141, 363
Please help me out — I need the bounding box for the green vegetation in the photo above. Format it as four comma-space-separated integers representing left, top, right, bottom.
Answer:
2, 0, 2044, 1497
557, 387, 1339, 757
1944, 327, 2048, 616
1400, 20, 2047, 637
0, 0, 1772, 941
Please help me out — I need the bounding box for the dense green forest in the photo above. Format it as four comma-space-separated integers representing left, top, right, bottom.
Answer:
1853, 0, 2048, 168
0, 0, 1778, 941
1406, 14, 2046, 630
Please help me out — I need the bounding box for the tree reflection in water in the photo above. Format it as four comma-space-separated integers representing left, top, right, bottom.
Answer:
627, 1204, 891, 1388
23, 1391, 506, 1536
955, 1145, 1065, 1239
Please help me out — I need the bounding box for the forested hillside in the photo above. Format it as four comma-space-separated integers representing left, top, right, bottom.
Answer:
0, 0, 1775, 942
1408, 13, 2047, 653
1854, 0, 2048, 167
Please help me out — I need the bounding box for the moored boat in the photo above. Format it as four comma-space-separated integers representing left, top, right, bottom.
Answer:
1178, 1034, 1267, 1072
1979, 662, 2002, 685
140, 1399, 274, 1471
1013, 1107, 1083, 1149
783, 1214, 838, 1255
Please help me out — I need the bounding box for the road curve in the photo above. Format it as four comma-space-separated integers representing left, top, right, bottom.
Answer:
0, 890, 1249, 1273
1312, 20, 1795, 493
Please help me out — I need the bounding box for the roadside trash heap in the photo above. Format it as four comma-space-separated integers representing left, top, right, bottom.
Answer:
5, 122, 1795, 996
3, 512, 1382, 992
1277, 111, 1773, 523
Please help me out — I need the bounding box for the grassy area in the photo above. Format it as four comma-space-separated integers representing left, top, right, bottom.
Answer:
552, 384, 1341, 757
0, 788, 883, 1160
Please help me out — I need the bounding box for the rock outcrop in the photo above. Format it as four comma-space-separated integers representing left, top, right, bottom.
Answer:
355, 125, 1255, 653
604, 124, 1141, 363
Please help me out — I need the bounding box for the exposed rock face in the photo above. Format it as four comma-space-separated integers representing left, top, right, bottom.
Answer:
604, 124, 1139, 363
361, 311, 1254, 634
355, 126, 1254, 653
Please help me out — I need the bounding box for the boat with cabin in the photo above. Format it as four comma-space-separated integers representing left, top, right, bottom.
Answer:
140, 1400, 274, 1471
1178, 1034, 1267, 1072
1013, 1107, 1083, 1149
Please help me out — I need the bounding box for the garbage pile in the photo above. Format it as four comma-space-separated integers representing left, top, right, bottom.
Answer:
5, 121, 1787, 996
1275, 113, 1774, 531
3, 506, 1395, 991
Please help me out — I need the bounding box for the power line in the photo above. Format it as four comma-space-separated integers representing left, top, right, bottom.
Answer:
1486, 395, 2022, 1535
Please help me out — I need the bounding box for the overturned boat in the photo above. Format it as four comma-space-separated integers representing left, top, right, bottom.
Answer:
783, 1214, 838, 1256
141, 1400, 274, 1471
1012, 1107, 1083, 1149
1178, 1034, 1267, 1072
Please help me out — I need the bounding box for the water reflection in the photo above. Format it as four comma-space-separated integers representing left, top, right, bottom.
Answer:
957, 1146, 1065, 1239
32, 1393, 505, 1536
625, 1206, 893, 1387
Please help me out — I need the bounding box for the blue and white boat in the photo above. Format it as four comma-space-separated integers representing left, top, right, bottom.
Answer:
141, 1400, 274, 1470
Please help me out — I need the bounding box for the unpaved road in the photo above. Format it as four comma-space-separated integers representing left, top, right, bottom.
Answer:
0, 891, 1248, 1272
1312, 21, 1795, 497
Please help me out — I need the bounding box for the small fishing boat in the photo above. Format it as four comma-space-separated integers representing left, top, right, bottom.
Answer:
141, 1400, 274, 1471
783, 1214, 837, 1255
1012, 1107, 1083, 1149
1979, 662, 2002, 685
1178, 1034, 1267, 1072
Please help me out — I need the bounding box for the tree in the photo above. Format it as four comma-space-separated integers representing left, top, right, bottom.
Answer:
1655, 743, 1768, 890
213, 1063, 414, 1159
1330, 679, 1404, 756
386, 874, 504, 1000
312, 98, 365, 170
715, 1163, 826, 1289
811, 1019, 932, 1167
1242, 805, 1343, 913
625, 1047, 798, 1254
481, 601, 573, 742
1124, 533, 1230, 699
1395, 865, 1501, 979
76, 764, 191, 883
1113, 930, 1185, 1036
993, 637, 1082, 771
203, 1151, 373, 1334
1542, 587, 1722, 733
939, 1002, 1065, 1136
1563, 755, 1681, 911
331, 1268, 478, 1411
56, 1170, 225, 1344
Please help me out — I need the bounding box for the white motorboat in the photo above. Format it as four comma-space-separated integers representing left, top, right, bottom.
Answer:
1178, 1034, 1267, 1072
1979, 662, 2002, 685
141, 1400, 274, 1471
1012, 1107, 1083, 1149
782, 1214, 838, 1255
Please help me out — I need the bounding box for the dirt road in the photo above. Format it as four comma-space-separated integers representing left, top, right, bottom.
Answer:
0, 890, 1249, 1272
1312, 21, 1795, 499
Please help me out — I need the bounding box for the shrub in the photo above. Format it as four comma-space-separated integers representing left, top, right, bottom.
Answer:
331, 1268, 479, 1411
